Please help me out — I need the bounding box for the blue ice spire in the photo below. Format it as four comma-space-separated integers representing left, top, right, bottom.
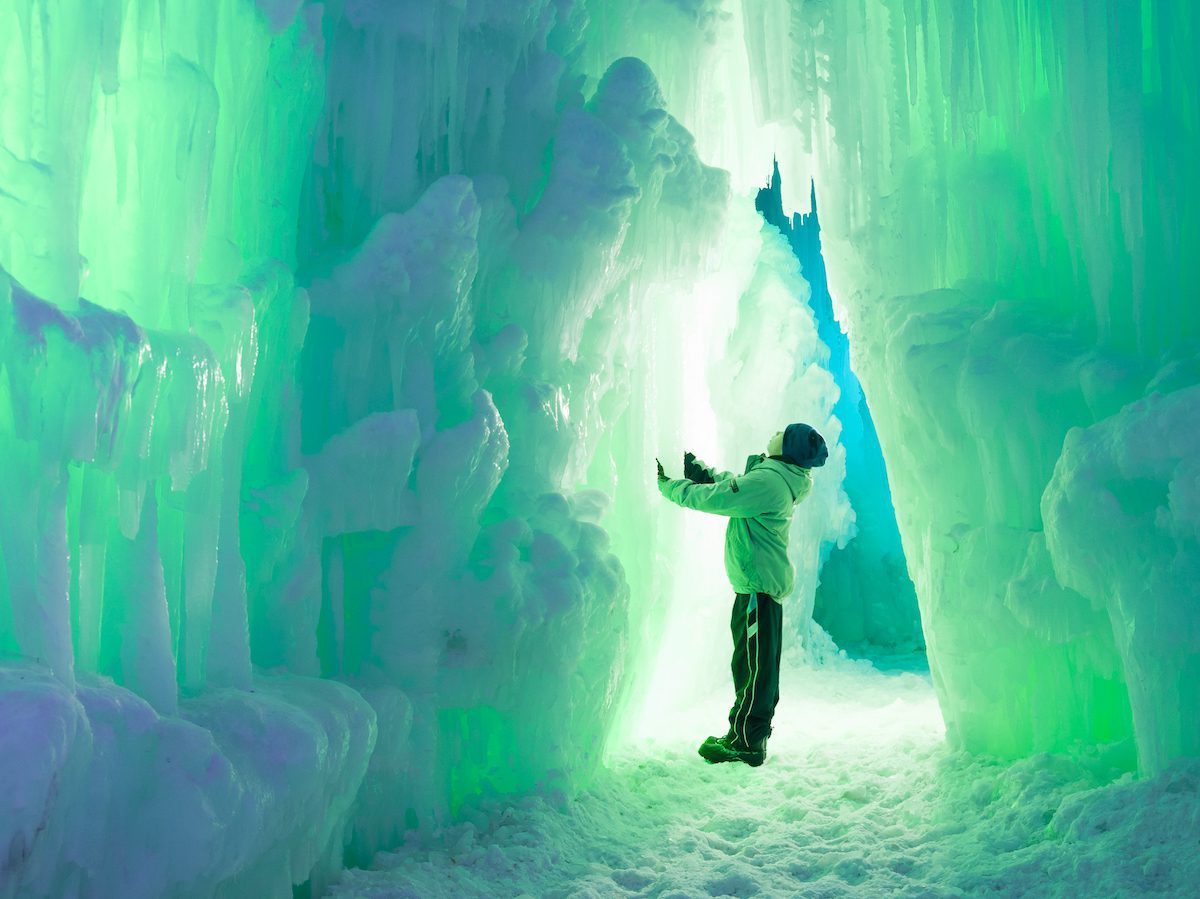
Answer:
756, 162, 922, 649
755, 157, 788, 229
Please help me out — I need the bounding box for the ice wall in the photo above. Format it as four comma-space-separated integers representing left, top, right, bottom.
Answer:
1, 1, 849, 894
1, 3, 371, 894
727, 0, 1199, 773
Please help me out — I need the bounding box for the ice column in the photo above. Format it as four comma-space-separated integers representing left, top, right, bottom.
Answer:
734, 0, 1199, 771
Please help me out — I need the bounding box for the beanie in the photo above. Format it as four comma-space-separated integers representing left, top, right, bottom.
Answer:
782, 423, 828, 468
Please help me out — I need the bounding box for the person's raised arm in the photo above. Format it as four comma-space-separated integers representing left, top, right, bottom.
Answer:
658, 467, 778, 518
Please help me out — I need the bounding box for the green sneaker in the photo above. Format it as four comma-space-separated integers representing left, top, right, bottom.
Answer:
697, 733, 767, 767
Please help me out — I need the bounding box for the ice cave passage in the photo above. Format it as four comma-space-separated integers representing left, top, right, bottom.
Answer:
1, 1, 1198, 897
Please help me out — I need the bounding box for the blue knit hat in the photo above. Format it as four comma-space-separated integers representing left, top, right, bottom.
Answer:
782, 423, 828, 468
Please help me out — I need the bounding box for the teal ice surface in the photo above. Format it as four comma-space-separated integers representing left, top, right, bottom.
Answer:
2, 0, 1199, 895
0, 7, 851, 889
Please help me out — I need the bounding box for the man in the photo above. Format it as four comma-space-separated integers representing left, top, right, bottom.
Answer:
656, 422, 828, 767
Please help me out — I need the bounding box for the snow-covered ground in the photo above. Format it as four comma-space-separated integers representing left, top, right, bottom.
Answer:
329, 655, 1200, 898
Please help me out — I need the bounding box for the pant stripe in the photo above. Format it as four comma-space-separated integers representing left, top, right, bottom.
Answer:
735, 601, 759, 745
743, 627, 758, 745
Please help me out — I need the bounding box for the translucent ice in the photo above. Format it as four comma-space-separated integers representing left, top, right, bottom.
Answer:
2, 0, 1195, 895
1, 3, 847, 893
721, 0, 1200, 772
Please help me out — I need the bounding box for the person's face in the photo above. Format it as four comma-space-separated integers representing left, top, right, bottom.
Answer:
767, 430, 784, 456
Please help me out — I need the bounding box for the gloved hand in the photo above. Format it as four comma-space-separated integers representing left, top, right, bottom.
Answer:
683, 451, 715, 484
656, 458, 668, 482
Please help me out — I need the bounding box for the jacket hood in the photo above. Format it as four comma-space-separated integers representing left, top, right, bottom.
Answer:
757, 457, 815, 505
782, 423, 828, 468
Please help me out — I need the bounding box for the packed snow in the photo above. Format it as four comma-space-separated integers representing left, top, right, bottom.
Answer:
330, 653, 1200, 897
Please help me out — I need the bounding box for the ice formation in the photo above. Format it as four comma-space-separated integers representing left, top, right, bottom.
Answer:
555, 0, 1200, 773
2, 2, 849, 894
1, 0, 1196, 896
756, 163, 922, 649
733, 0, 1200, 772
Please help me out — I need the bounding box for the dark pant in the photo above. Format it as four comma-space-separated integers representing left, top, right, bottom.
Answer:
728, 592, 782, 745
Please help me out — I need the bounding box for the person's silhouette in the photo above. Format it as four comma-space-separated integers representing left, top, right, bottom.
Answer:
656, 422, 828, 766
